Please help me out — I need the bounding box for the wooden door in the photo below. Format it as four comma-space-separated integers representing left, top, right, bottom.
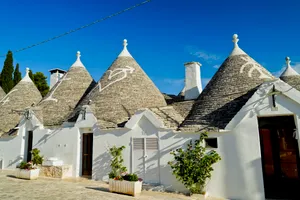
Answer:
258, 116, 300, 199
82, 133, 93, 176
26, 131, 33, 162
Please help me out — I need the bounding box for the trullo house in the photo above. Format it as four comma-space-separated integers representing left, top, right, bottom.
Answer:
1, 35, 300, 200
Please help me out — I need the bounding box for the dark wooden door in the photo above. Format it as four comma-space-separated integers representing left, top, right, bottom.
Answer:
26, 131, 33, 162
258, 116, 300, 199
82, 133, 93, 176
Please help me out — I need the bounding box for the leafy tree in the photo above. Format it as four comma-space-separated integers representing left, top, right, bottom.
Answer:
0, 51, 14, 93
168, 133, 221, 194
13, 63, 22, 86
33, 72, 49, 97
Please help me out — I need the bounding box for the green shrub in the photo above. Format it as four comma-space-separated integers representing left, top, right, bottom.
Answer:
108, 145, 141, 182
168, 132, 221, 194
31, 148, 43, 165
123, 173, 138, 182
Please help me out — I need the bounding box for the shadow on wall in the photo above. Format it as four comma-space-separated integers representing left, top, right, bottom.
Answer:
219, 133, 246, 199
7, 155, 23, 168
93, 151, 111, 182
35, 128, 65, 146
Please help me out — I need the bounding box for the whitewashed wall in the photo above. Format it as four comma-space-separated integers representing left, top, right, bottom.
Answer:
92, 111, 201, 194
31, 126, 81, 177
0, 119, 31, 169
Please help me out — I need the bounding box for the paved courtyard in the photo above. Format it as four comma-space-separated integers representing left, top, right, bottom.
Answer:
0, 170, 222, 200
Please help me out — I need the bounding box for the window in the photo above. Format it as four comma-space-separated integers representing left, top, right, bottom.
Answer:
205, 138, 218, 148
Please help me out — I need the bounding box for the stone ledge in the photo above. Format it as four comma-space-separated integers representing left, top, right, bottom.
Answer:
39, 165, 72, 179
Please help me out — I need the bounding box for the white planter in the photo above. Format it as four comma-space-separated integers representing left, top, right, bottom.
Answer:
109, 179, 142, 196
15, 169, 40, 180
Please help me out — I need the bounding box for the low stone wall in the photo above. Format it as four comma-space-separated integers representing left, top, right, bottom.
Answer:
39, 165, 72, 179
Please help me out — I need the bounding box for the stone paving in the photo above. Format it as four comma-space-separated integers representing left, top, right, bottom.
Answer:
0, 170, 222, 200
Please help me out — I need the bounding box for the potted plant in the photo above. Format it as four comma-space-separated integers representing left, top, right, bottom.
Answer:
15, 148, 44, 180
108, 146, 143, 196
168, 133, 221, 197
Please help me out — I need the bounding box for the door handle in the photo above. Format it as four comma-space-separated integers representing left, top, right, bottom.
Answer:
144, 155, 148, 158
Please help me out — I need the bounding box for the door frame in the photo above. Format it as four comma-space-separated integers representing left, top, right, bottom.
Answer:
81, 133, 93, 177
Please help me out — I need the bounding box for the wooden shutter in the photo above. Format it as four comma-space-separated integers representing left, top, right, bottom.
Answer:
146, 138, 158, 150
133, 138, 144, 150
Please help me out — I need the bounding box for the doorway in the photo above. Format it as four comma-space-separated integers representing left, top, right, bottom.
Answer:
81, 133, 93, 177
26, 131, 33, 162
258, 116, 300, 199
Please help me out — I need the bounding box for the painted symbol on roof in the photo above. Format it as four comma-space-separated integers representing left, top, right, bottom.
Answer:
240, 56, 271, 79
98, 66, 135, 92
42, 73, 71, 102
0, 89, 18, 105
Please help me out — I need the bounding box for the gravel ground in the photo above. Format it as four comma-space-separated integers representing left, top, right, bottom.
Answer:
0, 170, 223, 200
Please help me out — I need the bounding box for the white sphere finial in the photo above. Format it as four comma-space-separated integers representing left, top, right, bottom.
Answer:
232, 34, 239, 46
26, 67, 30, 75
76, 51, 81, 58
286, 56, 291, 66
123, 39, 128, 48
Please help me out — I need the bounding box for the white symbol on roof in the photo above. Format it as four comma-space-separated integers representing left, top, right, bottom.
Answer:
240, 56, 271, 79
98, 66, 135, 92
0, 89, 18, 105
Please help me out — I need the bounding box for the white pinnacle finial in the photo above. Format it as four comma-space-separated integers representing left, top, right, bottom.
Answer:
21, 67, 32, 82
123, 39, 128, 48
71, 51, 85, 68
229, 33, 246, 56
286, 56, 291, 67
232, 34, 239, 46
118, 39, 132, 58
280, 56, 299, 77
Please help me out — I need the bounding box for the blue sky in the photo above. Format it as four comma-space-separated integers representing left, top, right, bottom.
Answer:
0, 0, 300, 94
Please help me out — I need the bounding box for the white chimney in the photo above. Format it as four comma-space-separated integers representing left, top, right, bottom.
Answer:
49, 68, 67, 89
184, 62, 202, 100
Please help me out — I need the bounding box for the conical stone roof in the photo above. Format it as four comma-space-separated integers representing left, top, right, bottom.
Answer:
37, 51, 96, 127
180, 34, 274, 132
0, 87, 5, 99
0, 68, 42, 136
280, 57, 300, 91
75, 39, 167, 129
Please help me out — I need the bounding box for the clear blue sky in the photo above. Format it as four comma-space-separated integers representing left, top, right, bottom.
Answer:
0, 0, 299, 94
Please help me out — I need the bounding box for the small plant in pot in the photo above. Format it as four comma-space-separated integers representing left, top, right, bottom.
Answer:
168, 132, 221, 196
108, 145, 143, 196
15, 148, 44, 180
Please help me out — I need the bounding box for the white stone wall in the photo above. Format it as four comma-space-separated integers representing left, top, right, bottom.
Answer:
31, 126, 81, 177
0, 119, 30, 169
92, 113, 200, 194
